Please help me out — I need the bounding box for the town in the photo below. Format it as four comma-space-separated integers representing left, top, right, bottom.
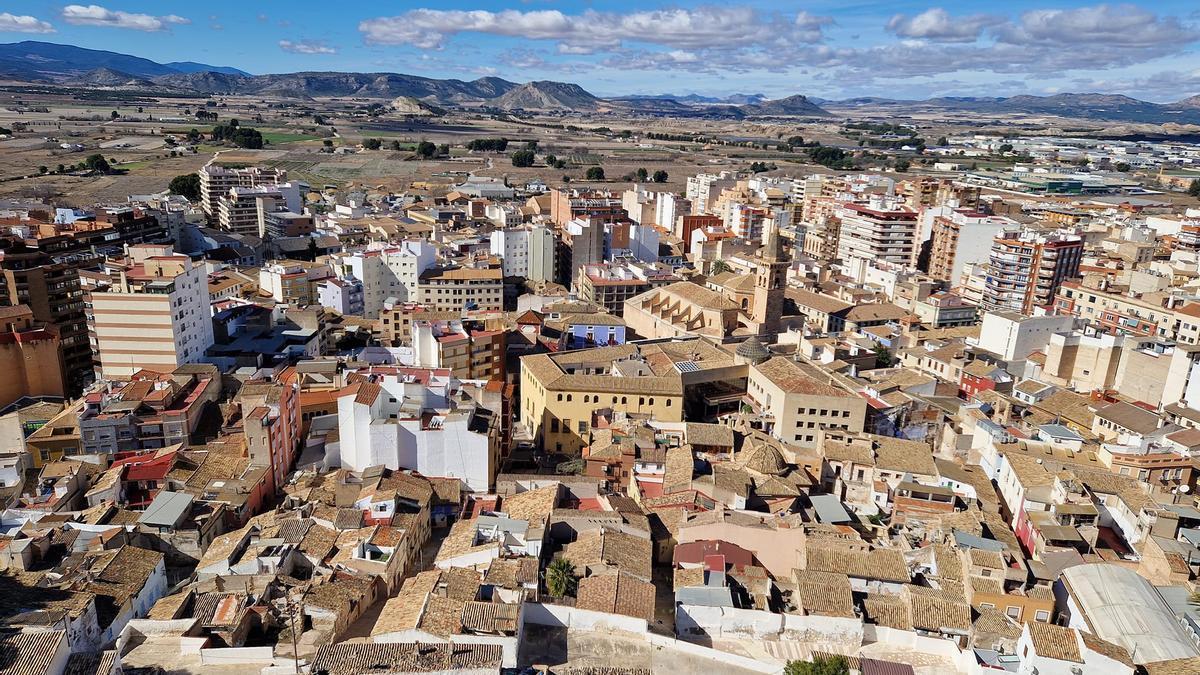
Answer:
5, 9, 1200, 675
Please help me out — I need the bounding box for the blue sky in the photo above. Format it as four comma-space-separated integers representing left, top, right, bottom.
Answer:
3, 2, 1200, 100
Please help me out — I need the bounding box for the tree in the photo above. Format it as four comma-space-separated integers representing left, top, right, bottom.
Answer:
635, 167, 649, 182
998, 143, 1014, 153
873, 343, 894, 368
784, 655, 850, 675
110, 110, 119, 119
169, 173, 201, 201
323, 139, 334, 149
1189, 179, 1200, 198
511, 150, 535, 167
416, 141, 437, 159
1114, 162, 1131, 172
186, 128, 201, 143
652, 170, 668, 183
363, 138, 383, 150
585, 167, 605, 181
38, 166, 47, 174
83, 154, 110, 174
389, 139, 401, 151
711, 260, 731, 275
787, 135, 805, 147
313, 114, 325, 125
56, 164, 65, 174
546, 558, 578, 598
936, 136, 948, 146
893, 159, 911, 173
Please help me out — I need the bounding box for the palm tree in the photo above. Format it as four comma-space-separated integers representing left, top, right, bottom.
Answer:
546, 557, 578, 598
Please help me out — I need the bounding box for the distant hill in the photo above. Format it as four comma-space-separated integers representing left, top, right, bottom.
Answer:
0, 41, 240, 80
494, 81, 600, 111
7, 41, 1200, 122
63, 67, 158, 88
824, 93, 1200, 124
163, 61, 249, 76
742, 95, 832, 117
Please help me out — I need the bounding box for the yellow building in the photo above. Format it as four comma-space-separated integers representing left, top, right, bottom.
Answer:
519, 337, 747, 454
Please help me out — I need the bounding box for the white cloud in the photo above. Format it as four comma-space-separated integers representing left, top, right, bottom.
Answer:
886, 9, 1001, 42
279, 40, 337, 55
0, 13, 55, 33
359, 7, 829, 52
995, 4, 1192, 48
61, 5, 189, 31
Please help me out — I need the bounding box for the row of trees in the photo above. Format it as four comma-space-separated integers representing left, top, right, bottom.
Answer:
211, 122, 263, 149
467, 138, 509, 151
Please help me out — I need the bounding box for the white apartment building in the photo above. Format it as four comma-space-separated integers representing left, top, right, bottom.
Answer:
656, 193, 689, 235
334, 370, 497, 492
836, 197, 919, 282
90, 254, 214, 379
217, 182, 306, 237
334, 240, 436, 318
198, 165, 287, 217
686, 171, 737, 215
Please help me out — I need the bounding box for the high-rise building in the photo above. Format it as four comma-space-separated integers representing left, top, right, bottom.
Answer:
333, 241, 436, 318
982, 229, 1083, 314
198, 165, 287, 217
89, 254, 214, 380
924, 207, 1015, 282
835, 198, 919, 281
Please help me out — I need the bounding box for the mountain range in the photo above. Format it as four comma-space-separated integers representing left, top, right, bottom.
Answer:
5, 41, 1200, 123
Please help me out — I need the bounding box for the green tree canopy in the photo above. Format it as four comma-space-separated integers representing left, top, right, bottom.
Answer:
546, 558, 578, 598
585, 167, 605, 180
511, 150, 536, 167
784, 655, 850, 675
168, 173, 201, 201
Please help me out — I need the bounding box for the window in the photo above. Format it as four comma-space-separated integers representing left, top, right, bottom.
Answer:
550, 419, 559, 433
980, 602, 995, 610
1034, 610, 1050, 622
1005, 606, 1021, 620
578, 421, 588, 434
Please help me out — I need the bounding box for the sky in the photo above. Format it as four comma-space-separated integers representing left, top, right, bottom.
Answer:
3, 2, 1200, 101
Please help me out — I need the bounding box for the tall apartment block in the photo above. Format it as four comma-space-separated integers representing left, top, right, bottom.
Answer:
90, 254, 214, 379
982, 229, 1083, 314
198, 165, 287, 218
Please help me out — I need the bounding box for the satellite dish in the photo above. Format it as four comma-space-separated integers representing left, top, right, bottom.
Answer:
1181, 485, 1191, 494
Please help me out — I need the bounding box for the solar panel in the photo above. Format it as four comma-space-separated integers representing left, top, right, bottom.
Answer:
674, 360, 700, 373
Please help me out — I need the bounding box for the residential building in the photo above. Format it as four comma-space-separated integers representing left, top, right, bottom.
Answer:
258, 261, 334, 306
412, 319, 505, 381
836, 199, 920, 281
924, 207, 1014, 282
89, 254, 214, 380
577, 261, 678, 317
982, 228, 1083, 313
418, 264, 504, 312
745, 356, 867, 449
197, 165, 287, 217
334, 370, 500, 492
332, 240, 436, 318
317, 277, 364, 316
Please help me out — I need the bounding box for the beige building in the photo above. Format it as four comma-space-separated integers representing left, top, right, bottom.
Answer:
519, 337, 745, 454
746, 356, 867, 449
418, 265, 504, 312
623, 281, 739, 340
90, 254, 214, 379
198, 165, 286, 217
0, 305, 65, 410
